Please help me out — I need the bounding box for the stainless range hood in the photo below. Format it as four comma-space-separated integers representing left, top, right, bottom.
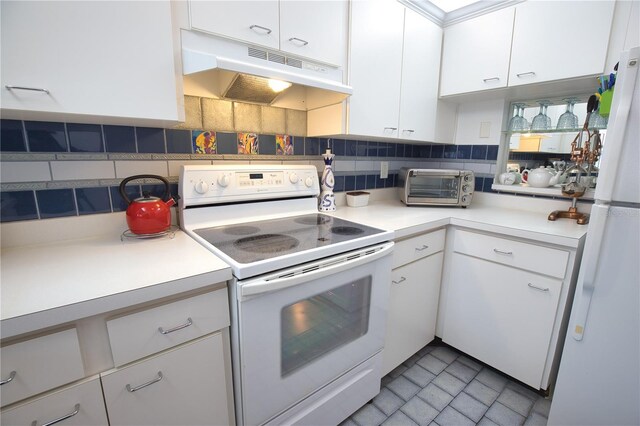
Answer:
181, 30, 352, 111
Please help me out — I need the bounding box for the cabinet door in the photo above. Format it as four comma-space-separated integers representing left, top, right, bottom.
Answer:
509, 1, 615, 86
0, 1, 182, 122
382, 253, 444, 376
0, 378, 108, 426
442, 254, 562, 388
189, 1, 279, 50
101, 333, 232, 426
398, 9, 442, 141
279, 1, 347, 66
440, 7, 514, 96
348, 0, 404, 138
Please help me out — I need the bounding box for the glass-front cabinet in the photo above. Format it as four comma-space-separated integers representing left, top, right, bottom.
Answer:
493, 95, 607, 199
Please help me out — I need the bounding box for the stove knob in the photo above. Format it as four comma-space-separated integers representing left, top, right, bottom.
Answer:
289, 173, 299, 184
304, 176, 314, 187
217, 174, 230, 187
195, 180, 209, 194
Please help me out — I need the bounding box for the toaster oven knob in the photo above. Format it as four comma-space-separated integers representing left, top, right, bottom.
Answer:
462, 184, 470, 192
462, 195, 470, 204
217, 174, 230, 187
304, 176, 314, 187
289, 173, 299, 184
195, 180, 209, 194
464, 174, 472, 182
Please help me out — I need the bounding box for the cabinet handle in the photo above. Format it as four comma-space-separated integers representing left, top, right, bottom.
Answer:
516, 72, 536, 78
288, 37, 309, 46
31, 404, 80, 426
249, 24, 272, 34
403, 129, 415, 133
392, 277, 406, 285
528, 283, 550, 292
483, 77, 500, 82
0, 370, 16, 385
5, 85, 50, 94
384, 127, 397, 131
415, 245, 429, 251
493, 248, 513, 255
126, 371, 164, 392
158, 317, 193, 334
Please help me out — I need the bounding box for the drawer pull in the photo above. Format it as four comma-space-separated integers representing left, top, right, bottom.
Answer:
483, 77, 500, 82
0, 370, 16, 385
516, 71, 536, 78
126, 371, 163, 392
5, 85, 50, 94
493, 248, 513, 255
392, 277, 407, 285
415, 245, 429, 251
528, 283, 550, 292
158, 317, 193, 335
31, 403, 80, 426
249, 24, 272, 34
288, 37, 309, 46
384, 127, 398, 131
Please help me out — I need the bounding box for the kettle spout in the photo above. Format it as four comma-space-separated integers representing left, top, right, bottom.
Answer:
165, 195, 179, 208
549, 171, 566, 186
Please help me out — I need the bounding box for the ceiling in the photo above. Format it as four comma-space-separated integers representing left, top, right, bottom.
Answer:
402, 0, 525, 26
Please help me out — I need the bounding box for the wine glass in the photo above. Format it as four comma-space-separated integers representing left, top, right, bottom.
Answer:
530, 101, 552, 131
509, 103, 530, 133
556, 98, 579, 130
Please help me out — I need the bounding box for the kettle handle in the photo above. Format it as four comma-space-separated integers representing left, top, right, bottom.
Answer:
119, 175, 171, 204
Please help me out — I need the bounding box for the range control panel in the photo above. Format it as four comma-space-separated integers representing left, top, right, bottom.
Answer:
180, 165, 320, 207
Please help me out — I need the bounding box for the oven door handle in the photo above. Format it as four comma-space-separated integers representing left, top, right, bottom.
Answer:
240, 242, 394, 298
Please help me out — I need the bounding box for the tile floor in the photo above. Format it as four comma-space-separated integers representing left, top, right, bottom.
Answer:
342, 342, 551, 426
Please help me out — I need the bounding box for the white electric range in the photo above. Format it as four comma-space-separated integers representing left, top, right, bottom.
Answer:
179, 164, 394, 426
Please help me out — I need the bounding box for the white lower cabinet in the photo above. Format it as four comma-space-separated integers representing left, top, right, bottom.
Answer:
383, 252, 444, 376
442, 254, 562, 388
101, 333, 231, 426
0, 377, 108, 426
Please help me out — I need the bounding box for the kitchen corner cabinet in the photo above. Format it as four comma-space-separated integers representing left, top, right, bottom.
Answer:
382, 229, 445, 376
347, 3, 450, 142
0, 1, 183, 125
189, 0, 347, 67
439, 7, 514, 97
438, 229, 580, 390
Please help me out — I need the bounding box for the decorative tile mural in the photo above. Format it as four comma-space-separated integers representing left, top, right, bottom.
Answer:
276, 134, 294, 155
193, 131, 216, 154
237, 133, 258, 155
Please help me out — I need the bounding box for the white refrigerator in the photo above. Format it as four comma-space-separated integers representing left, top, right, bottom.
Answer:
549, 46, 640, 425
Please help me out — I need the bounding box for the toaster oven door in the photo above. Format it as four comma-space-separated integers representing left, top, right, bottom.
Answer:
407, 174, 460, 204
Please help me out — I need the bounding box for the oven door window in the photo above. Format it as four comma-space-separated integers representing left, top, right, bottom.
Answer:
281, 277, 372, 377
408, 175, 459, 200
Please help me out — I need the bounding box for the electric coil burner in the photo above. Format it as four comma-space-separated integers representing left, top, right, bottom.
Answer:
179, 165, 393, 426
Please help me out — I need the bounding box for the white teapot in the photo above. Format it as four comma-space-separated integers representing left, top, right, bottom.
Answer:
522, 166, 556, 188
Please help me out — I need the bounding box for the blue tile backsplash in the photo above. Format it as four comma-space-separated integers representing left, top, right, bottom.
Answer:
1, 118, 504, 222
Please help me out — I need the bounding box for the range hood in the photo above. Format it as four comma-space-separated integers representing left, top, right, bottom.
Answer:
181, 30, 352, 111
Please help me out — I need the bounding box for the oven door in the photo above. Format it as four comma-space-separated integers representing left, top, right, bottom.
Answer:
235, 242, 393, 425
407, 171, 461, 204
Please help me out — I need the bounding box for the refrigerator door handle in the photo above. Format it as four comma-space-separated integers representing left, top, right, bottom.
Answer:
572, 205, 609, 341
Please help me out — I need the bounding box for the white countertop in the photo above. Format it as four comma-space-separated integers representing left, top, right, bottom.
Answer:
1, 226, 231, 338
330, 193, 588, 247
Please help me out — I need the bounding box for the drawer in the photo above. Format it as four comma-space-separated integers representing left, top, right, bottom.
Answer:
1, 328, 85, 407
393, 229, 445, 269
453, 230, 569, 279
107, 288, 230, 367
0, 377, 108, 426
101, 333, 231, 426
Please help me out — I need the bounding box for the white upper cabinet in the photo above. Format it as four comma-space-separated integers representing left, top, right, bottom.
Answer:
440, 7, 514, 96
399, 9, 443, 141
279, 1, 347, 66
189, 1, 280, 50
188, 0, 347, 66
0, 1, 183, 124
509, 1, 615, 87
348, 0, 405, 138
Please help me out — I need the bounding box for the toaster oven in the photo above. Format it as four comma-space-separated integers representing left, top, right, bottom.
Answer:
399, 168, 474, 207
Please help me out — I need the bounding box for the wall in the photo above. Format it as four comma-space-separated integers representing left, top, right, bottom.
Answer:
0, 96, 500, 223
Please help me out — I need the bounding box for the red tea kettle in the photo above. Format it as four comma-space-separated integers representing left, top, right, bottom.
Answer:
119, 175, 177, 235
